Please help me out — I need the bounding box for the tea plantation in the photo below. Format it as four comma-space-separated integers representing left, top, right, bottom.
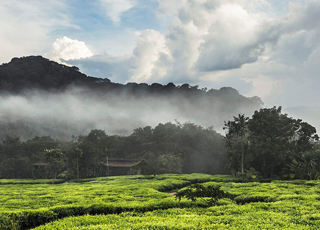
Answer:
1, 174, 320, 229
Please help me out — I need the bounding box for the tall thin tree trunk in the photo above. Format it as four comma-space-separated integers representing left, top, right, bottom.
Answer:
241, 151, 244, 180
241, 140, 244, 181
76, 157, 79, 181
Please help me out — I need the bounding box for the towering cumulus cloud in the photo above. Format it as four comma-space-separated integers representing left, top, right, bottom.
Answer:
46, 37, 93, 63
129, 30, 172, 82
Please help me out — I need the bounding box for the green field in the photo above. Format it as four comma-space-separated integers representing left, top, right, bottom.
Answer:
1, 174, 320, 229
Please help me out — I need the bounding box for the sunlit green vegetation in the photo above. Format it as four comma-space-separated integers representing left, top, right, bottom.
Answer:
1, 174, 320, 229
0, 178, 64, 185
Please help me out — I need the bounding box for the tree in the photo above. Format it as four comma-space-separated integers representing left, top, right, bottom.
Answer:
248, 106, 318, 178
0, 136, 30, 178
75, 129, 110, 178
157, 153, 183, 174
224, 114, 249, 178
179, 122, 226, 174
76, 141, 102, 178
44, 149, 65, 180
248, 107, 297, 177
65, 146, 83, 180
287, 149, 320, 180
137, 152, 182, 176
224, 106, 319, 179
295, 121, 319, 152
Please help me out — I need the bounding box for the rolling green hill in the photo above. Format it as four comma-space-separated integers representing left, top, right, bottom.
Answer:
1, 174, 320, 229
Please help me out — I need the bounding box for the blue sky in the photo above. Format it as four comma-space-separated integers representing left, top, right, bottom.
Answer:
1, 0, 320, 109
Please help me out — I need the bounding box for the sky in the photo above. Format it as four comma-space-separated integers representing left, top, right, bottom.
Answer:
1, 0, 320, 109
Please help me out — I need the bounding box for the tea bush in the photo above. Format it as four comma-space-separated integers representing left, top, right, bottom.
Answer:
0, 174, 320, 229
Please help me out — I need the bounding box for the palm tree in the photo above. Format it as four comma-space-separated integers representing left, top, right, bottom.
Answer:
224, 114, 249, 179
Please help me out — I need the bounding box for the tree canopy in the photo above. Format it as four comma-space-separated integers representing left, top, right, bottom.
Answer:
224, 106, 320, 179
0, 122, 226, 179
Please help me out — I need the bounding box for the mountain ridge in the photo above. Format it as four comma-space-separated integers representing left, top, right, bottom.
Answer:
0, 56, 261, 102
0, 56, 263, 140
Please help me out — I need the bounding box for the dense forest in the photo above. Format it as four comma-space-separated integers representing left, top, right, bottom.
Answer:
0, 122, 226, 179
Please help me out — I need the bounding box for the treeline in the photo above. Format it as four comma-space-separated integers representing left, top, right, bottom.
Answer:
0, 56, 262, 104
2, 106, 320, 180
224, 106, 320, 180
0, 122, 226, 179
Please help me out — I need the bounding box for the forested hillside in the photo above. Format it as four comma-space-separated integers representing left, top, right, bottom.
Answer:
0, 56, 262, 140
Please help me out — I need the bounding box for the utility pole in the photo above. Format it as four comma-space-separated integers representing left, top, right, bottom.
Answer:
107, 156, 109, 176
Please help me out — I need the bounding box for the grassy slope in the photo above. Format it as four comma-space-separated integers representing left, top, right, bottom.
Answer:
1, 174, 320, 229
0, 174, 235, 212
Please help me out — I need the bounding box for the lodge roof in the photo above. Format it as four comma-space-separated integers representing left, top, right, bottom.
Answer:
101, 159, 140, 168
32, 161, 49, 166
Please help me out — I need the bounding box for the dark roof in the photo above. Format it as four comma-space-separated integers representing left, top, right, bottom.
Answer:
101, 159, 140, 168
32, 161, 48, 166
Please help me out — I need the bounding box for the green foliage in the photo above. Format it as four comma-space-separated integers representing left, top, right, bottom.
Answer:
238, 167, 262, 182
224, 114, 249, 178
126, 122, 226, 175
44, 149, 65, 180
137, 152, 183, 176
0, 174, 237, 229
176, 183, 234, 206
32, 208, 320, 230
283, 149, 320, 180
0, 178, 65, 184
1, 175, 320, 229
225, 107, 320, 179
0, 215, 19, 230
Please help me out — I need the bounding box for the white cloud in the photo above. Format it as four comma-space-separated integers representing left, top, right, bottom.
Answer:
0, 0, 77, 64
99, 0, 134, 25
129, 29, 172, 82
195, 4, 267, 71
126, 0, 281, 84
45, 36, 93, 62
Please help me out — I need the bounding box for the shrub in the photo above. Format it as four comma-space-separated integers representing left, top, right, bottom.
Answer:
0, 215, 19, 230
176, 184, 234, 206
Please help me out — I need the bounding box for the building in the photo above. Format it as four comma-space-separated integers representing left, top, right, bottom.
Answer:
99, 158, 141, 176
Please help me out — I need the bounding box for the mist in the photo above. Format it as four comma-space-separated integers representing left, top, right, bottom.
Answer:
284, 106, 320, 135
0, 85, 260, 140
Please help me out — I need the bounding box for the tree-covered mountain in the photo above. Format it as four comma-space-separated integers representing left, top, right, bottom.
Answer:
0, 56, 98, 92
0, 56, 262, 101
0, 56, 263, 140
